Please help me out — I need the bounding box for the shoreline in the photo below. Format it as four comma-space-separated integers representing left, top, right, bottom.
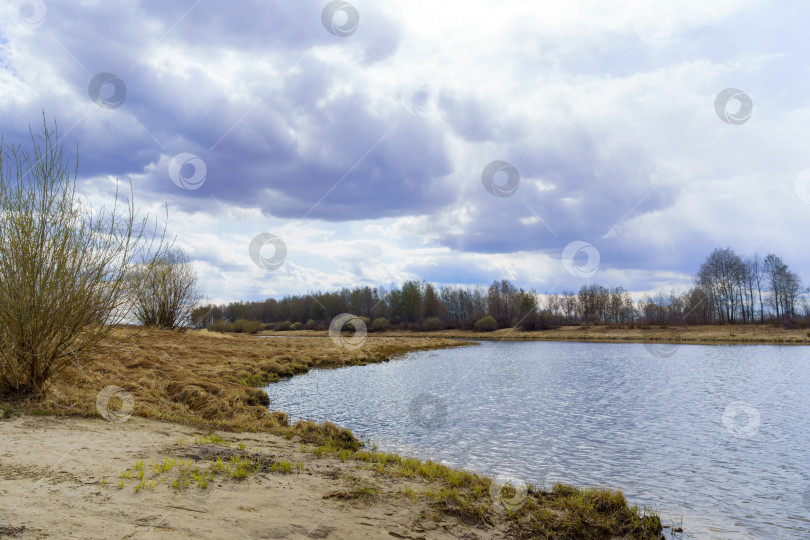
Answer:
260, 323, 810, 346
1, 329, 665, 539
0, 415, 490, 539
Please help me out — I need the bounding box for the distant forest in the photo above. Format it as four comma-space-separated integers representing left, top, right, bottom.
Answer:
192, 248, 810, 331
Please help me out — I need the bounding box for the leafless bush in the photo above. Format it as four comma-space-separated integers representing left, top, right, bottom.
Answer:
0, 118, 163, 396
132, 248, 200, 329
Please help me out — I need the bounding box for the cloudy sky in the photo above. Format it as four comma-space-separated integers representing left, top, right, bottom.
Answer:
2, 0, 810, 303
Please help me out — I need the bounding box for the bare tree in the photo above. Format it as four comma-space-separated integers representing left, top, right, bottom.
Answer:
750, 255, 765, 323
0, 118, 163, 396
696, 248, 746, 323
133, 248, 200, 329
763, 254, 782, 319
760, 253, 803, 321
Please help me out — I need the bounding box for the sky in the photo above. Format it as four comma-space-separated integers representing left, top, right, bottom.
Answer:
2, 0, 810, 304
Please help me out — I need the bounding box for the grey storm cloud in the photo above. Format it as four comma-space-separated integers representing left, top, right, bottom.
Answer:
435, 120, 680, 270
6, 0, 450, 220
3, 0, 810, 299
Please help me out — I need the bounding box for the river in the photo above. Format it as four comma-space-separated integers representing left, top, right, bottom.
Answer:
265, 340, 810, 538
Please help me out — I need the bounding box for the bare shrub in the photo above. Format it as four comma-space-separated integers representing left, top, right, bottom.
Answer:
0, 119, 163, 396
473, 315, 498, 332
518, 310, 562, 331
370, 317, 390, 332
232, 319, 263, 334
422, 317, 443, 331
133, 248, 200, 329
207, 319, 234, 333
274, 321, 292, 331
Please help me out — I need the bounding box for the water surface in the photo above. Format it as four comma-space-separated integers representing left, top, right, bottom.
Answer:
265, 340, 810, 538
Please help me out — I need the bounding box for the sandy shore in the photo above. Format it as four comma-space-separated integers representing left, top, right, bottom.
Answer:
0, 415, 502, 540
0, 330, 666, 539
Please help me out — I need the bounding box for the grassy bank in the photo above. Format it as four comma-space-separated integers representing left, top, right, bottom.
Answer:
35, 328, 466, 436
262, 323, 810, 345
2, 328, 664, 539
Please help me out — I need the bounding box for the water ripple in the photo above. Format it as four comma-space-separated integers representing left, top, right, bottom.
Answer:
266, 341, 810, 538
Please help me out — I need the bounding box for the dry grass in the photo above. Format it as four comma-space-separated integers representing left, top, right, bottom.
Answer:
1, 327, 665, 538
266, 324, 810, 345
513, 484, 662, 539
518, 324, 810, 344
307, 442, 663, 538
25, 328, 466, 443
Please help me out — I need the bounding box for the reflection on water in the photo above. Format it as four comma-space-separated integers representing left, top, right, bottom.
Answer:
265, 341, 810, 538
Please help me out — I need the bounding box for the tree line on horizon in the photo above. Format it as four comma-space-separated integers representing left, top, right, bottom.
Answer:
192, 247, 810, 332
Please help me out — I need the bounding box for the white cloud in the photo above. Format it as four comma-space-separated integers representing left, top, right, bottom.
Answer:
0, 0, 808, 301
